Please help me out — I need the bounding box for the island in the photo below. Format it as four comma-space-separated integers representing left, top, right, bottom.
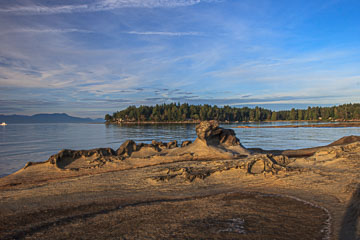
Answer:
0, 121, 359, 239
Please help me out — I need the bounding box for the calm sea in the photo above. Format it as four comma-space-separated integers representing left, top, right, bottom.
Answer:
1, 122, 359, 177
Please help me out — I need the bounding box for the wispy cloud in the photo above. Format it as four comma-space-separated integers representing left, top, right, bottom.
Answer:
1, 28, 92, 35
124, 31, 202, 36
144, 93, 352, 106
0, 0, 212, 15
1, 0, 359, 118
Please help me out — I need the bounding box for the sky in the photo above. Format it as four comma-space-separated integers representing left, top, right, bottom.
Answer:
0, 0, 360, 118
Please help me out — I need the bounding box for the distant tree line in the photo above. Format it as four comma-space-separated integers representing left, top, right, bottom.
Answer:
105, 103, 360, 122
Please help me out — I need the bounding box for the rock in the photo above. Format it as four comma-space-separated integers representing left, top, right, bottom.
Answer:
219, 129, 240, 146
271, 155, 291, 166
249, 160, 265, 174
116, 140, 137, 156
136, 143, 161, 152
181, 140, 192, 147
24, 162, 33, 168
150, 140, 178, 150
86, 148, 116, 157
195, 120, 221, 141
151, 140, 167, 149
281, 135, 360, 158
167, 140, 178, 149
328, 135, 360, 146
48, 148, 116, 165
246, 155, 289, 175
195, 121, 240, 146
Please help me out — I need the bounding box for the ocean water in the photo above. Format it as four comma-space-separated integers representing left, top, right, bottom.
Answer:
0, 122, 359, 177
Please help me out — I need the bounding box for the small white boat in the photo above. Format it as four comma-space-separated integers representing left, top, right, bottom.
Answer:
1, 122, 7, 126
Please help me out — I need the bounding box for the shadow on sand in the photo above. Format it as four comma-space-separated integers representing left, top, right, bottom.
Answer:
339, 184, 360, 240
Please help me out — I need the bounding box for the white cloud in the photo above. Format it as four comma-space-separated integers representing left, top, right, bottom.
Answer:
0, 0, 212, 15
96, 0, 202, 9
1, 28, 92, 35
0, 4, 89, 15
207, 49, 360, 86
124, 31, 201, 36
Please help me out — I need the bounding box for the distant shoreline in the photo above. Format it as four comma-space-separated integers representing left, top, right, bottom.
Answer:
106, 120, 360, 126
234, 122, 360, 128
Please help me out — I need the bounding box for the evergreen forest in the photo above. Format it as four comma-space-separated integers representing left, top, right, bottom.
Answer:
105, 103, 360, 122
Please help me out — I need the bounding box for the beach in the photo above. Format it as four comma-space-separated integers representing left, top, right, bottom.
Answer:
0, 121, 359, 239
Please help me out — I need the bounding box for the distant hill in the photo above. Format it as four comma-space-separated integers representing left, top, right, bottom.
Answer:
0, 113, 104, 124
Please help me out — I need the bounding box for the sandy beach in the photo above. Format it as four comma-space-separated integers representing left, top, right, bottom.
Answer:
0, 121, 359, 239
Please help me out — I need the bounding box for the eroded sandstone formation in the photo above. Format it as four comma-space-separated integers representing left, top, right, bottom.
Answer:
195, 120, 241, 146
43, 121, 249, 169
40, 121, 360, 180
47, 148, 116, 169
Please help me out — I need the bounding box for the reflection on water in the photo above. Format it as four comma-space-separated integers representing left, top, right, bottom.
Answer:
1, 122, 360, 177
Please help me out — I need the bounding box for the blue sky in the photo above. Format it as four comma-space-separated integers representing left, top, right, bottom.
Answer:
0, 0, 359, 118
